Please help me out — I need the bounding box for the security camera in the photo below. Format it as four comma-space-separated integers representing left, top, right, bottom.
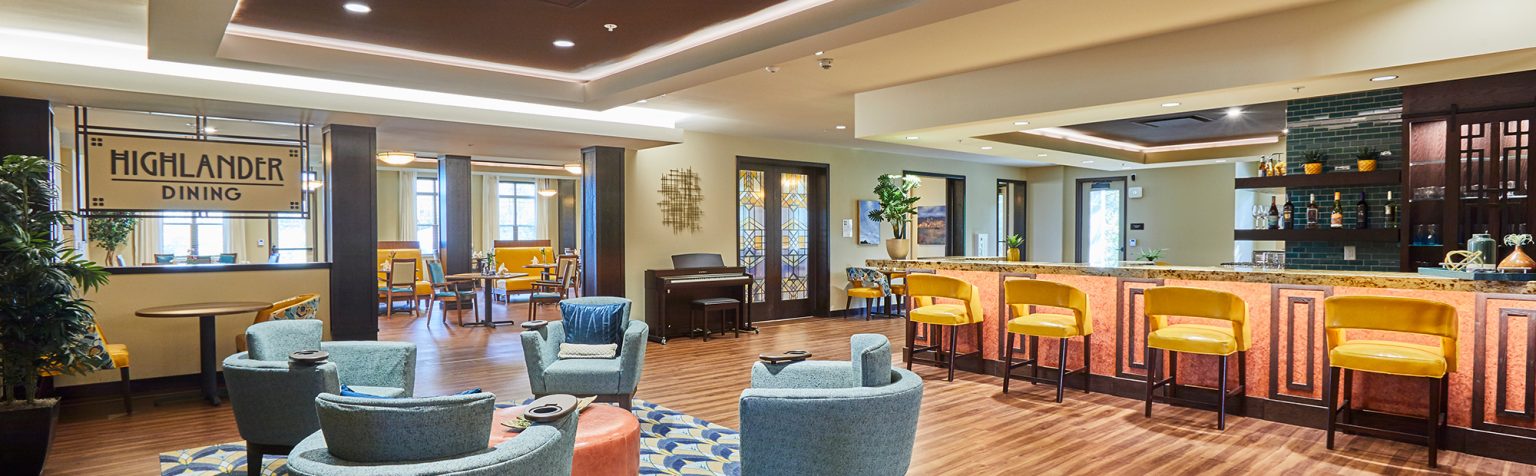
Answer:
818, 58, 833, 70
765, 65, 780, 73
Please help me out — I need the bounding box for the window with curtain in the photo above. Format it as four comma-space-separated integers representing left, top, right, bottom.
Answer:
161, 212, 226, 255
496, 181, 537, 240
416, 177, 438, 254
270, 212, 310, 262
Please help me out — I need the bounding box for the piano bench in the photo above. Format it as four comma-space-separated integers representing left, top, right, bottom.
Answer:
690, 298, 742, 341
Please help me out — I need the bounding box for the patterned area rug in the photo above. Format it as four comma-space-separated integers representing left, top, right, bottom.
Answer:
159, 399, 740, 476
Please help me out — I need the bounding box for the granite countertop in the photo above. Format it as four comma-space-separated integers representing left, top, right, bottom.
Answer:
865, 258, 1536, 294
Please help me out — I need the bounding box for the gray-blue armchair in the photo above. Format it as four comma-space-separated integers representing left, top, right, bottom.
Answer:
738, 334, 924, 476
223, 320, 416, 470
521, 297, 648, 409
285, 393, 580, 476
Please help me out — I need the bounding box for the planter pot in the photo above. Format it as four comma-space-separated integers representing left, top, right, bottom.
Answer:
1499, 246, 1536, 270
0, 399, 59, 476
1006, 248, 1020, 262
885, 239, 910, 260
1303, 163, 1324, 175
1356, 159, 1377, 172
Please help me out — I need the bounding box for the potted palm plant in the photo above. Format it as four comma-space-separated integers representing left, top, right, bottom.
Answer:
0, 155, 110, 475
868, 174, 921, 259
1004, 234, 1024, 261
1302, 150, 1327, 175
86, 215, 135, 267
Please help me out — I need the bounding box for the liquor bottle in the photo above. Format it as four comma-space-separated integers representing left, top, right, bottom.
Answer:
1384, 191, 1397, 228
1306, 194, 1319, 229
1330, 192, 1344, 229
1281, 196, 1294, 230
1267, 197, 1280, 229
1354, 192, 1369, 229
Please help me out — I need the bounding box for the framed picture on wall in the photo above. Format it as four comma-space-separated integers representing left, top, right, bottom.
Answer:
857, 200, 881, 245
916, 205, 947, 245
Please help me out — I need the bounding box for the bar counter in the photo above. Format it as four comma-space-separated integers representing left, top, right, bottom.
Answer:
868, 258, 1536, 462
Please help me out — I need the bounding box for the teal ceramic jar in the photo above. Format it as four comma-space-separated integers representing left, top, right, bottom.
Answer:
1468, 233, 1497, 266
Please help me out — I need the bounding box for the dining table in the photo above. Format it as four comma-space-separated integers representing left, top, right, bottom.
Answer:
135, 301, 272, 405
447, 272, 529, 327
527, 262, 559, 280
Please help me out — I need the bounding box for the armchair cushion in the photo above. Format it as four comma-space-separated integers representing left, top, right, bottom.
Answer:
851, 333, 893, 387
559, 297, 632, 345
323, 340, 417, 395
315, 393, 495, 463
558, 343, 617, 359
543, 358, 624, 395
247, 320, 323, 361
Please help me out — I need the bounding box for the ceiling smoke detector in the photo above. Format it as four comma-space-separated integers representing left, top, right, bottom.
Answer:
818, 58, 833, 70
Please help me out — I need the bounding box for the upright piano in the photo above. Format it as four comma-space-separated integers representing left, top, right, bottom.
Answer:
643, 253, 755, 344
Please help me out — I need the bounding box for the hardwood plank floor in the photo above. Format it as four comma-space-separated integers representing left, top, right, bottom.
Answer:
44, 301, 1532, 475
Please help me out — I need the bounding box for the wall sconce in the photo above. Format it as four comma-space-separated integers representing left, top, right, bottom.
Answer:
378, 151, 416, 165
563, 163, 583, 175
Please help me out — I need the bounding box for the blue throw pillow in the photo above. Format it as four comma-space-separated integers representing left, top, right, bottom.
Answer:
560, 298, 630, 345
338, 385, 390, 399
454, 387, 483, 396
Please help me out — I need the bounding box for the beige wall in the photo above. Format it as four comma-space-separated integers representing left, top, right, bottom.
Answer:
625, 131, 1029, 315
375, 166, 574, 251
1026, 163, 1236, 266
58, 268, 331, 387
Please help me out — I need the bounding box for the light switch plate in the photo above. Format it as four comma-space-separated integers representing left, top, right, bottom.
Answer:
1343, 246, 1356, 261
1128, 186, 1144, 199
841, 219, 854, 238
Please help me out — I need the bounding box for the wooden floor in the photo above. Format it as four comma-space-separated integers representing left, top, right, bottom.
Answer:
45, 301, 1534, 475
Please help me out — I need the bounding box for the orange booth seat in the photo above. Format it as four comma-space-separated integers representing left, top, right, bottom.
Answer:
377, 247, 433, 302
491, 245, 550, 300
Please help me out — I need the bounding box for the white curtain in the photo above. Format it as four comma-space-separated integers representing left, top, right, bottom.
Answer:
481, 174, 500, 251
536, 178, 556, 240
398, 170, 417, 242
132, 217, 162, 265
224, 218, 247, 262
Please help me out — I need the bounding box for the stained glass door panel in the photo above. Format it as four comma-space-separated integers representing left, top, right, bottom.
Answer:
780, 173, 809, 300
738, 170, 767, 303
738, 161, 823, 321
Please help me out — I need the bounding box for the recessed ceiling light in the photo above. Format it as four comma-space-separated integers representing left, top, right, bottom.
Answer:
603, 23, 618, 32
636, 99, 648, 103
343, 2, 371, 13
1161, 102, 1181, 107
905, 136, 919, 140
1082, 160, 1095, 164
814, 51, 825, 56
980, 146, 993, 150
835, 125, 847, 130
1037, 153, 1048, 157
1370, 75, 1399, 82
1226, 107, 1243, 116
553, 39, 576, 48
202, 126, 218, 133
1014, 121, 1030, 126
1282, 128, 1290, 134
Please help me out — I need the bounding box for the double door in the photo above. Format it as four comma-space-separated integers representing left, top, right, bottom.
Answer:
737, 158, 827, 321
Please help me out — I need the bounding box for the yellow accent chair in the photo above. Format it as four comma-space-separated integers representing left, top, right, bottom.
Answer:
1323, 295, 1457, 468
1002, 278, 1092, 402
41, 324, 132, 414
845, 267, 892, 320
376, 248, 431, 308
905, 273, 986, 382
491, 246, 548, 300
1142, 286, 1250, 430
236, 293, 321, 353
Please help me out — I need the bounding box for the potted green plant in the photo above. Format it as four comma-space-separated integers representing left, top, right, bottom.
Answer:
0, 155, 110, 475
1500, 234, 1535, 270
868, 174, 921, 259
1004, 234, 1024, 261
1354, 147, 1380, 172
1136, 247, 1168, 263
1302, 150, 1327, 175
86, 215, 135, 267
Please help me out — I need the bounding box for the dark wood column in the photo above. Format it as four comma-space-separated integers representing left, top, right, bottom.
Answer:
557, 179, 577, 252
436, 154, 472, 274
0, 96, 53, 159
581, 146, 625, 297
323, 124, 378, 341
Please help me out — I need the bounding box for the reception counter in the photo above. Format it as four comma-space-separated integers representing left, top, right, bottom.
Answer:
868, 258, 1536, 463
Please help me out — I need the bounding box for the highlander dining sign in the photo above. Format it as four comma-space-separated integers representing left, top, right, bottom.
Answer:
82, 134, 304, 214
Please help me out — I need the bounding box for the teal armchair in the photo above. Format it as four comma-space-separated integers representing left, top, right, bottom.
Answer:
286, 393, 580, 476
521, 297, 648, 409
738, 334, 924, 476
223, 320, 416, 470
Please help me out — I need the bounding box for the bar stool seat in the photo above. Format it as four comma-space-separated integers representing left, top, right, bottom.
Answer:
1147, 324, 1239, 355
909, 304, 974, 326
1006, 313, 1079, 339
1329, 340, 1447, 378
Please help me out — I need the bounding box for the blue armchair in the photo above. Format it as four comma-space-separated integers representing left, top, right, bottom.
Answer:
223, 320, 416, 470
738, 334, 924, 476
521, 297, 648, 409
285, 393, 580, 476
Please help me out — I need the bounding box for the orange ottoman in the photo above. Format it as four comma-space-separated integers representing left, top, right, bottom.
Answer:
491, 404, 640, 476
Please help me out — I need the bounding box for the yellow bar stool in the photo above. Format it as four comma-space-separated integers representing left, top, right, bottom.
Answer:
1143, 286, 1250, 430
905, 274, 986, 382
1323, 295, 1457, 468
1002, 278, 1092, 402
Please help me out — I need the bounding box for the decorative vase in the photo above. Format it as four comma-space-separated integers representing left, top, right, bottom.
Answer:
1357, 159, 1377, 172
1467, 233, 1496, 266
1499, 246, 1536, 270
1006, 248, 1020, 262
885, 238, 909, 260
1304, 163, 1324, 175
0, 400, 59, 476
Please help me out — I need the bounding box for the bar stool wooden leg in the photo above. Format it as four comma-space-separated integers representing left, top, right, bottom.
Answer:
1056, 338, 1069, 403
1029, 336, 1040, 385
1144, 347, 1157, 418
1168, 351, 1178, 400
905, 319, 916, 371
1003, 333, 1015, 394
1343, 369, 1355, 426
1218, 354, 1229, 430
1325, 366, 1339, 449
1083, 335, 1093, 394
844, 296, 852, 320
1239, 351, 1248, 416
947, 324, 959, 382
1428, 376, 1441, 468
119, 367, 132, 415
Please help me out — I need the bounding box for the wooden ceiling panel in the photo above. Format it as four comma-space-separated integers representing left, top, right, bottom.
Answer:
230, 0, 785, 72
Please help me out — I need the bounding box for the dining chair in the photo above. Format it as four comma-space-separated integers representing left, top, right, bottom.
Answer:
382, 258, 419, 316
532, 254, 579, 299
218, 253, 237, 264
426, 260, 477, 326
153, 253, 174, 264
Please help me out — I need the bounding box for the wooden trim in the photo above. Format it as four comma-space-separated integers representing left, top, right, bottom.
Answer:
493, 239, 552, 248
905, 170, 967, 256
1074, 176, 1129, 262
1234, 170, 1400, 190
1267, 284, 1332, 405
1114, 277, 1161, 378
323, 124, 379, 341
107, 262, 329, 274
378, 241, 419, 250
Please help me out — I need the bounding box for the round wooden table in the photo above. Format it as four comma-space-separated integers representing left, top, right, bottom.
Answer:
490, 405, 640, 476
446, 272, 529, 327
135, 301, 271, 405
527, 262, 559, 280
